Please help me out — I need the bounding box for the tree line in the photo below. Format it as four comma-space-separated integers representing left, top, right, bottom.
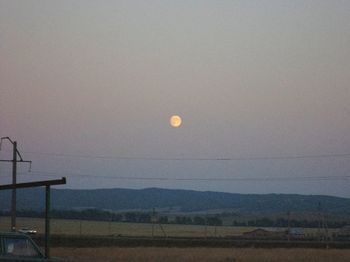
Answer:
233, 217, 349, 228
0, 209, 348, 228
0, 209, 223, 226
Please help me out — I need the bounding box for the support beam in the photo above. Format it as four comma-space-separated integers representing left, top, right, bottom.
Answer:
0, 178, 66, 190
45, 185, 51, 258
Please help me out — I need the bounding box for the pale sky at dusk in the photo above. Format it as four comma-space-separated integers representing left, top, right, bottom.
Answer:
1, 1, 350, 197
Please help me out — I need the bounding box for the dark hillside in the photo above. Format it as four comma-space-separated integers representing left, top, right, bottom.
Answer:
0, 187, 349, 214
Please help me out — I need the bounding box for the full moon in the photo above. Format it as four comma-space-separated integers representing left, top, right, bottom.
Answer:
170, 115, 182, 128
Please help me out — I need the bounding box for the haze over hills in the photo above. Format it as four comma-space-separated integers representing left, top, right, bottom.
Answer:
1, 188, 350, 215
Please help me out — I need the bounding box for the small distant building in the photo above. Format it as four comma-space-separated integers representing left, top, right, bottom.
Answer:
288, 228, 305, 238
336, 225, 350, 239
339, 225, 350, 234
243, 228, 270, 237
243, 228, 286, 239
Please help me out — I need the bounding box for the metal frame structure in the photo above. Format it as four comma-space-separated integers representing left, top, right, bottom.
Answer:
0, 178, 67, 258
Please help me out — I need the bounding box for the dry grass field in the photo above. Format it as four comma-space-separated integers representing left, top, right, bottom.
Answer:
52, 247, 350, 262
1, 217, 349, 261
0, 216, 332, 238
0, 216, 256, 237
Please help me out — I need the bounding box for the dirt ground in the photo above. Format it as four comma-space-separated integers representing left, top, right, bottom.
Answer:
52, 247, 350, 262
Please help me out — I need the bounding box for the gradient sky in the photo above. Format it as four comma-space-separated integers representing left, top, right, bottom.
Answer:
1, 0, 350, 197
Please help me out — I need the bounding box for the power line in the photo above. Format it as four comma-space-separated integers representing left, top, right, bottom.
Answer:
18, 151, 350, 161
14, 170, 350, 182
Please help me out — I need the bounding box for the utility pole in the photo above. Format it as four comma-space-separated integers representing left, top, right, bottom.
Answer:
0, 137, 32, 232
151, 208, 156, 238
287, 211, 291, 241
11, 141, 17, 232
205, 213, 208, 239
318, 202, 322, 241
150, 208, 166, 238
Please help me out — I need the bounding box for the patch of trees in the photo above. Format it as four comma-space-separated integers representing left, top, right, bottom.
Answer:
0, 210, 348, 228
123, 212, 151, 223
232, 217, 349, 228
0, 209, 223, 226
174, 215, 222, 226
0, 209, 122, 221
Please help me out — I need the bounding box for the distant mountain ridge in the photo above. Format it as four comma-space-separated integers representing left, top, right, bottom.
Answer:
1, 187, 350, 214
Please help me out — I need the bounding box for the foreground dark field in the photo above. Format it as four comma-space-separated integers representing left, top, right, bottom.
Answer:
52, 247, 350, 262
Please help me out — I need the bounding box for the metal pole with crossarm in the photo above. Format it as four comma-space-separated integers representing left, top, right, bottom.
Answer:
0, 137, 32, 231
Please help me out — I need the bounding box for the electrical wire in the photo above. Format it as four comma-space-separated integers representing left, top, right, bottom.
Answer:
18, 151, 350, 161
13, 170, 350, 182
2, 150, 350, 183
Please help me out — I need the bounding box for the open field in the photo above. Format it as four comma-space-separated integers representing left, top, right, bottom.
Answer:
0, 216, 256, 237
0, 216, 338, 238
51, 247, 350, 262
1, 217, 349, 261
